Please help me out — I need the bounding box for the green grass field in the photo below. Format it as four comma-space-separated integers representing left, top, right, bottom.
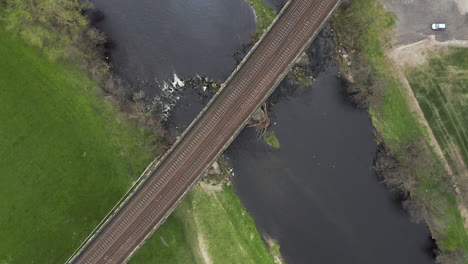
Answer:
0, 28, 156, 263
0, 27, 278, 264
406, 47, 468, 174
333, 0, 468, 260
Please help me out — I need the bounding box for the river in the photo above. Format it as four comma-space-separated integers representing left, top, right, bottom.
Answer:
89, 0, 435, 263
228, 25, 435, 263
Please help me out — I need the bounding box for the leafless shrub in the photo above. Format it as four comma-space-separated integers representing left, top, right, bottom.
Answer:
249, 103, 270, 137
344, 55, 386, 109
374, 143, 419, 192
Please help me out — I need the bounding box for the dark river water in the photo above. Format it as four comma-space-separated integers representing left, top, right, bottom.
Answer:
91, 0, 255, 82
90, 0, 435, 263
228, 27, 434, 264
90, 0, 255, 121
263, 0, 289, 11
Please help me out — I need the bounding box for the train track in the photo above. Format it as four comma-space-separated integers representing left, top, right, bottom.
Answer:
67, 0, 341, 263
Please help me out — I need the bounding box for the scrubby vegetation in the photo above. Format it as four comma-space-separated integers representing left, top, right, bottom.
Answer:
289, 65, 312, 86
333, 0, 468, 262
0, 0, 108, 78
333, 0, 395, 109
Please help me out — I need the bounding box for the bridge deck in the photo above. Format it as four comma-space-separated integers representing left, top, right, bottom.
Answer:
68, 0, 341, 263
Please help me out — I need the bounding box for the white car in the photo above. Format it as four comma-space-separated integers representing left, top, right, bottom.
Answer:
431, 23, 446, 30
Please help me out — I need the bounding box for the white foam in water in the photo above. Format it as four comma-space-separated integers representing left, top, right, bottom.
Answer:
171, 73, 185, 88
147, 73, 186, 121
147, 73, 214, 121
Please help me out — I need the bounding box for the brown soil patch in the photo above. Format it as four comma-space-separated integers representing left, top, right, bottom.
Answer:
199, 182, 223, 193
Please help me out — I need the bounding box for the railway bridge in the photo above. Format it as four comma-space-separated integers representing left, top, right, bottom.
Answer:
67, 0, 342, 263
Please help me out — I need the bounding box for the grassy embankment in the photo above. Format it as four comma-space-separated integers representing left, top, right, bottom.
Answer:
0, 1, 281, 263
333, 0, 468, 262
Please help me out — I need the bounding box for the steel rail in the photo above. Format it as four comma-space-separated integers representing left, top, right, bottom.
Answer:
73, 2, 306, 262
67, 0, 341, 262
97, 1, 326, 261
72, 2, 312, 262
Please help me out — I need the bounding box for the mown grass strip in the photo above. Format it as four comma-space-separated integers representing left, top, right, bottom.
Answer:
406, 47, 468, 171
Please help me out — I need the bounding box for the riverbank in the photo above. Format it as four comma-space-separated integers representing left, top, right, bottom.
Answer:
332, 0, 468, 262
388, 39, 468, 232
228, 24, 435, 262
0, 1, 281, 263
131, 181, 282, 264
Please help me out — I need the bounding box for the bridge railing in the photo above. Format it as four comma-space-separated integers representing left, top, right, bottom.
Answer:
65, 0, 343, 262
126, 0, 343, 260
65, 2, 294, 263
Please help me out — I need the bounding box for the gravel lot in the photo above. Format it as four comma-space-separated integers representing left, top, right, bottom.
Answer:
381, 0, 468, 44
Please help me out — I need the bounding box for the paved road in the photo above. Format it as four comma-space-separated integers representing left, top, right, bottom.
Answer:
67, 0, 341, 263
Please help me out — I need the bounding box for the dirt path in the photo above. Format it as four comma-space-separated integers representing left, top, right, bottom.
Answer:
388, 36, 468, 228
197, 231, 212, 264
199, 182, 223, 193
192, 213, 213, 264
